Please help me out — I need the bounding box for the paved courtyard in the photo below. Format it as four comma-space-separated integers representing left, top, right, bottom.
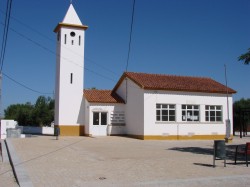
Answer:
2, 135, 250, 187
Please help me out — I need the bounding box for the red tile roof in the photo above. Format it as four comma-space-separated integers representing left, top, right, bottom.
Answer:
113, 72, 236, 94
84, 89, 125, 103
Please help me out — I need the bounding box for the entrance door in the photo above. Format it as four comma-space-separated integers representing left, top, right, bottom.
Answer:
92, 112, 108, 136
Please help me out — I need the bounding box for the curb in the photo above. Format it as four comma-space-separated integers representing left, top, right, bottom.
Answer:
5, 138, 34, 187
1, 139, 9, 163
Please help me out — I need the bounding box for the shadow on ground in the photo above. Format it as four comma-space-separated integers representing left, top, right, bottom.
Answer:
168, 144, 248, 165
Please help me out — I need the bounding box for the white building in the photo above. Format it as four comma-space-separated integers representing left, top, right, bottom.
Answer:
54, 4, 236, 140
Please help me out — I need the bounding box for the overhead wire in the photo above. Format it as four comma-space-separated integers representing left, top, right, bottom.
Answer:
0, 2, 140, 95
0, 18, 119, 94
2, 22, 117, 80
0, 0, 13, 73
0, 22, 118, 94
125, 0, 136, 103
2, 72, 53, 95
0, 1, 10, 72
0, 9, 119, 76
125, 0, 136, 72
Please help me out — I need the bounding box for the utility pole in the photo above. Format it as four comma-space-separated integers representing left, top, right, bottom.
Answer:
224, 64, 231, 142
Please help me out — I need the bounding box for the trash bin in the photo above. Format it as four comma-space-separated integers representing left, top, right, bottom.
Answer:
213, 140, 226, 167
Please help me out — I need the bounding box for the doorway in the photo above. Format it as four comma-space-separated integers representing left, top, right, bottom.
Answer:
92, 112, 108, 136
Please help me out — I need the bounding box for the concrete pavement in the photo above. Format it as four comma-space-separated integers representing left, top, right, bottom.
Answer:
0, 140, 19, 187
2, 135, 250, 187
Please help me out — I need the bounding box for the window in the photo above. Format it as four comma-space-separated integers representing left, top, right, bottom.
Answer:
64, 34, 67, 44
93, 112, 107, 125
70, 73, 73, 84
70, 31, 76, 37
156, 104, 175, 122
93, 112, 99, 125
72, 40, 74, 45
101, 113, 107, 125
182, 105, 199, 121
79, 36, 81, 46
205, 105, 222, 122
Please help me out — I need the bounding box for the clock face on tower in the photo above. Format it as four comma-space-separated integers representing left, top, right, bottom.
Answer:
70, 31, 76, 37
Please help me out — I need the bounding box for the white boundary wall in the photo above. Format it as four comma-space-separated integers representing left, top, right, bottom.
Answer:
0, 120, 17, 139
20, 126, 54, 135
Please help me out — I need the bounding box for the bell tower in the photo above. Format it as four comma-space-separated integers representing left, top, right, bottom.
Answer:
54, 4, 88, 135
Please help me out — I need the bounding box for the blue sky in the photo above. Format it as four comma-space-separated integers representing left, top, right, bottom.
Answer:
1, 0, 250, 116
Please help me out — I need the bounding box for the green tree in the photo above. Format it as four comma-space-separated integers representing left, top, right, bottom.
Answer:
233, 98, 250, 131
4, 96, 54, 126
4, 103, 34, 125
33, 96, 54, 126
238, 48, 250, 65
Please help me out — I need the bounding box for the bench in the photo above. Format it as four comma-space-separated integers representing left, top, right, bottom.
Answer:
234, 142, 250, 167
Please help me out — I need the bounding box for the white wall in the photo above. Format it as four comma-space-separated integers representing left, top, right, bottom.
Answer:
21, 126, 54, 135
143, 90, 233, 136
54, 27, 85, 126
116, 79, 144, 135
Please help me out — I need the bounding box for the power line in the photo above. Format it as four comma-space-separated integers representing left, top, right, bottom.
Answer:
2, 72, 53, 95
0, 9, 119, 77
0, 9, 53, 42
0, 3, 139, 95
0, 0, 13, 117
0, 22, 119, 80
125, 0, 136, 104
0, 22, 117, 93
0, 0, 13, 73
0, 22, 118, 81
125, 0, 136, 72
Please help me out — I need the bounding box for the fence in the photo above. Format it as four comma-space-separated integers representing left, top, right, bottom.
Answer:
20, 126, 54, 135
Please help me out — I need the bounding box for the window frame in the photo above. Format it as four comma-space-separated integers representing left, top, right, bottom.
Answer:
205, 105, 223, 122
182, 105, 200, 122
93, 112, 108, 125
156, 104, 176, 122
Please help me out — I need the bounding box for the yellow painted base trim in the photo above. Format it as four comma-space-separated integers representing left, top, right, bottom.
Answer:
55, 125, 84, 136
127, 134, 234, 140
225, 137, 233, 143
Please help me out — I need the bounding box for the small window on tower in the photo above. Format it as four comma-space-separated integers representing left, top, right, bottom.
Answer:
79, 36, 81, 46
70, 73, 73, 84
70, 32, 76, 37
72, 40, 74, 45
64, 34, 67, 44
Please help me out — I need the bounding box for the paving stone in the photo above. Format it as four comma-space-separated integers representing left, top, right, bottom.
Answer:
6, 135, 250, 187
